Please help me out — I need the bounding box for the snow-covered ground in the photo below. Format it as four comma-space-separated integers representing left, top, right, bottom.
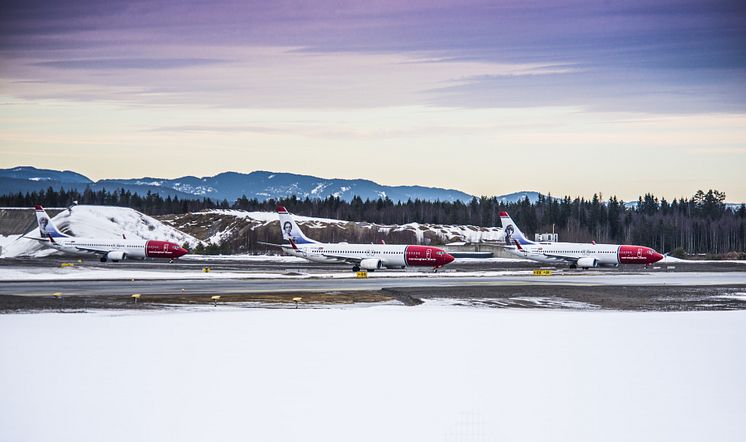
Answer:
202, 209, 348, 225
453, 256, 535, 263
182, 254, 528, 264
0, 206, 201, 258
0, 233, 57, 258
660, 256, 746, 264
196, 209, 505, 244
182, 253, 307, 263
1, 308, 744, 442
0, 265, 530, 281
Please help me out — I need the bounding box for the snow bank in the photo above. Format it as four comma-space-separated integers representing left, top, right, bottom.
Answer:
0, 205, 200, 258
0, 265, 530, 282
1, 308, 744, 442
661, 256, 746, 264
200, 209, 504, 243
0, 266, 286, 281
202, 209, 347, 225
182, 253, 307, 263
0, 234, 57, 258
394, 221, 504, 243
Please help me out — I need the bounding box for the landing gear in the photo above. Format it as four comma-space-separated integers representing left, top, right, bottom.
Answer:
169, 259, 174, 264
100, 257, 107, 263
352, 265, 360, 272
569, 263, 577, 269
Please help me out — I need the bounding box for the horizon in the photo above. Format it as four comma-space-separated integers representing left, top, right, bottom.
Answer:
3, 164, 742, 204
1, 1, 745, 200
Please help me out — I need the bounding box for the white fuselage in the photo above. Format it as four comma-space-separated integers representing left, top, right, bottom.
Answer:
284, 243, 408, 267
508, 242, 622, 266
46, 237, 149, 258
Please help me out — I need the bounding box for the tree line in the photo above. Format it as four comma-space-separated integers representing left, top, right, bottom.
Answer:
2, 187, 744, 255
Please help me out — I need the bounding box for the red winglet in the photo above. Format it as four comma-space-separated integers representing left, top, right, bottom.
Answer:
277, 205, 288, 214
514, 239, 523, 251
288, 238, 298, 250
35, 205, 43, 211
499, 211, 509, 217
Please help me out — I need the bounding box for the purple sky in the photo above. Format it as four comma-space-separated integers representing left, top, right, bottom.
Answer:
1, 0, 745, 199
2, 0, 744, 111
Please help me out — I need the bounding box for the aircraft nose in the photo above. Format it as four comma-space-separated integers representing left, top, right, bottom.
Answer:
650, 251, 664, 263
177, 247, 189, 257
444, 253, 455, 265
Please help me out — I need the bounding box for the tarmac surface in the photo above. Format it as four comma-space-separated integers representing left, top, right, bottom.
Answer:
1, 256, 745, 312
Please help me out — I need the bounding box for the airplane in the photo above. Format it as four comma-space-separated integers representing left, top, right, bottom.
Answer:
263, 206, 455, 272
499, 211, 663, 269
26, 205, 189, 262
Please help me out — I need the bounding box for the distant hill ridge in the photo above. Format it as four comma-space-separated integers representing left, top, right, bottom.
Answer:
0, 166, 543, 204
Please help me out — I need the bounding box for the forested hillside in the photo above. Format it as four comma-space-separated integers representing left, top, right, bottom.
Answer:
2, 187, 744, 255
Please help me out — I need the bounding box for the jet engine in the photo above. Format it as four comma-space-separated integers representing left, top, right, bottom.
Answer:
105, 251, 126, 262
576, 257, 598, 269
360, 258, 382, 271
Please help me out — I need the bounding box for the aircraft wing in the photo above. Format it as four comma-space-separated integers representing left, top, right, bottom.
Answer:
493, 243, 517, 249
316, 252, 363, 264
538, 253, 580, 263
280, 239, 361, 264
21, 235, 50, 243
257, 241, 289, 249
512, 240, 578, 263
71, 245, 113, 255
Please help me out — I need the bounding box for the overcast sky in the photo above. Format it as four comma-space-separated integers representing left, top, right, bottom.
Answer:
1, 0, 745, 200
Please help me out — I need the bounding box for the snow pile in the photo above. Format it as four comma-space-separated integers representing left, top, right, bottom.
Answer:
0, 266, 315, 281
661, 256, 746, 264
1, 308, 744, 442
713, 293, 746, 301
0, 205, 201, 258
201, 209, 348, 225
186, 209, 503, 244
1, 234, 59, 258
182, 254, 307, 263
0, 265, 530, 282
393, 221, 504, 243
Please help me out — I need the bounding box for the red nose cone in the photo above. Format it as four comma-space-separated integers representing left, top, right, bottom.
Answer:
176, 247, 189, 257
650, 251, 664, 264
444, 253, 455, 265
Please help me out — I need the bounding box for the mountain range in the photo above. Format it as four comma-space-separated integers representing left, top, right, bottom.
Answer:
0, 166, 543, 204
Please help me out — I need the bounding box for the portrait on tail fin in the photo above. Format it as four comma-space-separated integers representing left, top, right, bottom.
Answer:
38, 217, 49, 238
504, 224, 514, 246
34, 205, 68, 238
